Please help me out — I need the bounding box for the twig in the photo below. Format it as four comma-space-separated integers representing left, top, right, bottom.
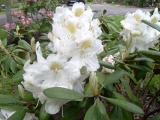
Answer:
143, 107, 160, 120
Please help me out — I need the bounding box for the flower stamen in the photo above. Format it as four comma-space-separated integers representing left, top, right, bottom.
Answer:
50, 62, 62, 73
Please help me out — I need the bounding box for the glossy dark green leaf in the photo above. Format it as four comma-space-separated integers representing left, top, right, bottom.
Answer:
10, 58, 17, 73
0, 94, 19, 104
61, 104, 81, 120
139, 50, 160, 60
112, 92, 126, 101
99, 60, 115, 69
121, 78, 140, 104
105, 98, 144, 114
84, 83, 94, 97
44, 87, 83, 101
134, 57, 154, 62
96, 99, 110, 120
84, 99, 110, 120
127, 64, 151, 72
12, 70, 24, 82
18, 40, 31, 51
84, 104, 96, 120
39, 104, 51, 120
110, 107, 133, 120
0, 28, 8, 40
8, 107, 26, 120
97, 69, 127, 88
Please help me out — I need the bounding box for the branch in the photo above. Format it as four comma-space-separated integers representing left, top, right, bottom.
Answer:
143, 107, 160, 120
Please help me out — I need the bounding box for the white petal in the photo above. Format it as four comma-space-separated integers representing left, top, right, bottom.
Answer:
23, 113, 38, 120
36, 42, 45, 63
45, 100, 61, 114
85, 55, 100, 71
0, 109, 15, 119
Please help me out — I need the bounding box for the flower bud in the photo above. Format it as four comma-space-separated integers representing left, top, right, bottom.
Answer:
102, 55, 115, 73
16, 25, 20, 32
31, 37, 36, 52
18, 84, 25, 99
89, 72, 99, 96
0, 40, 2, 47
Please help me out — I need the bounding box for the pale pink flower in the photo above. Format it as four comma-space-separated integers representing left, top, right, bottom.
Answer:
46, 11, 53, 19
12, 11, 25, 18
20, 17, 33, 26
3, 23, 16, 31
39, 8, 47, 15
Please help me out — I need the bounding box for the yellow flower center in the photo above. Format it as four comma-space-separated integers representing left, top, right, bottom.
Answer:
151, 17, 158, 24
50, 62, 62, 73
134, 14, 141, 22
80, 40, 92, 50
74, 8, 84, 17
66, 22, 77, 33
131, 30, 142, 36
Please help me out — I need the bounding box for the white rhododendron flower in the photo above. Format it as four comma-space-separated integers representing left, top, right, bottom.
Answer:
23, 3, 103, 115
23, 42, 82, 114
0, 109, 38, 120
121, 8, 160, 52
23, 113, 38, 120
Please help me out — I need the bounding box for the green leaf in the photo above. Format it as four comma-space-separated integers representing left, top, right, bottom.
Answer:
142, 20, 160, 32
61, 104, 81, 120
12, 70, 24, 82
96, 99, 110, 120
127, 64, 151, 72
121, 79, 140, 104
148, 75, 160, 92
99, 60, 115, 69
0, 105, 25, 111
112, 92, 126, 101
139, 50, 160, 60
44, 87, 83, 101
0, 94, 19, 104
10, 58, 17, 73
14, 56, 25, 65
2, 56, 11, 72
84, 104, 97, 120
8, 107, 26, 120
84, 83, 94, 97
84, 99, 110, 120
18, 40, 31, 51
39, 104, 51, 120
97, 69, 127, 88
105, 98, 144, 114
134, 57, 154, 62
110, 107, 133, 120
0, 28, 8, 40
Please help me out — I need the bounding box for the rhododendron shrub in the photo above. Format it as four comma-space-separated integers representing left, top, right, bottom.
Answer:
0, 2, 160, 120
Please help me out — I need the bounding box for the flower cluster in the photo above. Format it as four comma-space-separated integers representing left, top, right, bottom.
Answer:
20, 17, 33, 26
12, 10, 33, 26
22, 3, 103, 114
38, 8, 53, 19
3, 22, 16, 31
121, 8, 160, 53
